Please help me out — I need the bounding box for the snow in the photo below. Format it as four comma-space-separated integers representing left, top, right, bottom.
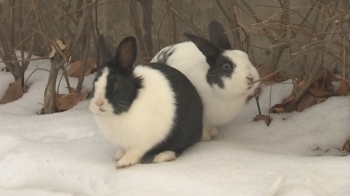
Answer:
0, 55, 350, 196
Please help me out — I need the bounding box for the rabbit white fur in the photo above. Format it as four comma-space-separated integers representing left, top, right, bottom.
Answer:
151, 21, 260, 141
90, 35, 202, 168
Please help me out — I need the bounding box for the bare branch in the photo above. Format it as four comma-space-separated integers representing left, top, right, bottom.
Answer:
142, 0, 153, 60
165, 1, 206, 37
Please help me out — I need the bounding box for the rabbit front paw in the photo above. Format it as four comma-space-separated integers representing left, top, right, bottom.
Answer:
116, 150, 143, 169
201, 126, 219, 141
153, 151, 176, 163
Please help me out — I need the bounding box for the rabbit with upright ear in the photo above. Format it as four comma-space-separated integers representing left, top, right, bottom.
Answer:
89, 34, 203, 168
151, 20, 260, 141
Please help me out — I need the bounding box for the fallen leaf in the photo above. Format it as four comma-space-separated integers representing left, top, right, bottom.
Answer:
66, 58, 97, 77
316, 97, 327, 103
57, 91, 89, 111
308, 87, 335, 98
271, 107, 284, 113
253, 114, 268, 121
270, 103, 287, 113
269, 90, 295, 113
296, 93, 317, 112
252, 114, 273, 126
337, 79, 350, 96
0, 78, 24, 104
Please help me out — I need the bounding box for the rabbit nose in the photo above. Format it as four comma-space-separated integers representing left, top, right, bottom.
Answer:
95, 98, 104, 106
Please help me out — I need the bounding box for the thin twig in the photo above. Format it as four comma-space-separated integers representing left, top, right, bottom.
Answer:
255, 93, 261, 115
268, 84, 272, 126
57, 59, 72, 94
157, 0, 175, 50
23, 68, 50, 88
165, 1, 206, 37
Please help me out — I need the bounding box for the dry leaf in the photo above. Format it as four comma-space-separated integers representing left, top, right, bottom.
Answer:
308, 87, 335, 98
270, 103, 287, 113
296, 93, 317, 112
49, 39, 67, 58
316, 97, 327, 103
268, 66, 342, 114
256, 64, 283, 84
48, 47, 56, 59
337, 79, 350, 96
252, 114, 273, 126
253, 114, 268, 121
282, 93, 295, 104
256, 64, 273, 82
297, 77, 306, 88
0, 78, 24, 104
56, 39, 66, 50
57, 91, 89, 111
270, 91, 295, 113
270, 107, 284, 113
66, 58, 97, 77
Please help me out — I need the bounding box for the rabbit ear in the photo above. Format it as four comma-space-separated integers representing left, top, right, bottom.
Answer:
208, 20, 232, 50
115, 36, 137, 73
97, 34, 113, 61
183, 32, 221, 66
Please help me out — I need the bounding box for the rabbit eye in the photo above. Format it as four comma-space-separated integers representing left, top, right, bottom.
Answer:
113, 83, 119, 90
222, 63, 232, 70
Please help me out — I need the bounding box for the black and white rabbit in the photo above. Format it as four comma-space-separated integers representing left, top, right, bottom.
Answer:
89, 34, 203, 168
151, 21, 260, 141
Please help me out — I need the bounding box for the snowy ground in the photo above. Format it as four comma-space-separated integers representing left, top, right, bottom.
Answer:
0, 56, 350, 196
